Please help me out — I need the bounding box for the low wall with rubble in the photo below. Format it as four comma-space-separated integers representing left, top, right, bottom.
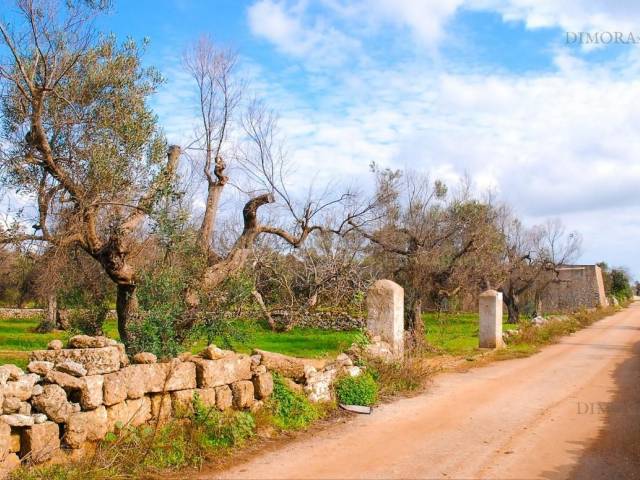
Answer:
0, 336, 275, 476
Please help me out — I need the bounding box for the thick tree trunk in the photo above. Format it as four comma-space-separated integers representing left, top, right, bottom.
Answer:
503, 293, 520, 324
37, 294, 57, 333
116, 284, 139, 347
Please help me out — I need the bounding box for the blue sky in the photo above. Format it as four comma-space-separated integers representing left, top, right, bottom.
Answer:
7, 0, 640, 277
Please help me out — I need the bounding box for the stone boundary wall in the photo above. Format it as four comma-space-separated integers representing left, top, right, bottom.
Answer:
288, 311, 365, 330
0, 336, 274, 477
539, 265, 608, 313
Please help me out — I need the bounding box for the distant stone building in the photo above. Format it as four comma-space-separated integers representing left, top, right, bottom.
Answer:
539, 264, 608, 313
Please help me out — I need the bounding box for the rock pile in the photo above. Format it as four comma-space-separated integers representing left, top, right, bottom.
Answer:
0, 336, 274, 477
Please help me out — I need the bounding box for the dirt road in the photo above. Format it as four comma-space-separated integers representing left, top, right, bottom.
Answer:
211, 304, 640, 479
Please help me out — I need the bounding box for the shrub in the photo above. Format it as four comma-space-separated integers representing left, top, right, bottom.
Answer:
365, 355, 433, 398
268, 374, 320, 430
335, 372, 378, 406
192, 393, 255, 448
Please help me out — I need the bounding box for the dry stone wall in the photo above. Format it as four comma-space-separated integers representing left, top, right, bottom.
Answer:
539, 265, 608, 313
0, 336, 274, 477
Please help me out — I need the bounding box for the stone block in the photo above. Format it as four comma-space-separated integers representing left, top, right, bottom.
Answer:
231, 381, 254, 409
479, 289, 504, 349
47, 339, 63, 350
1, 414, 34, 427
252, 372, 274, 399
21, 421, 59, 463
30, 347, 121, 375
215, 386, 232, 411
0, 422, 9, 456
9, 431, 20, 453
366, 279, 404, 358
55, 359, 87, 377
2, 397, 21, 414
27, 361, 54, 376
124, 361, 196, 396
103, 370, 127, 406
106, 398, 151, 432
65, 406, 107, 449
4, 374, 39, 401
67, 335, 112, 349
171, 388, 217, 416
0, 365, 23, 383
32, 384, 74, 424
132, 352, 157, 364
191, 355, 253, 388
79, 376, 104, 410
149, 393, 172, 423
0, 452, 20, 479
45, 370, 83, 390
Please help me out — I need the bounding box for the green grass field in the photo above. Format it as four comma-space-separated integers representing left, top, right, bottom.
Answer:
423, 311, 520, 355
0, 310, 533, 368
0, 316, 359, 368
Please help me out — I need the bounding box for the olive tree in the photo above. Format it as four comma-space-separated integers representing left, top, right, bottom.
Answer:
0, 0, 174, 345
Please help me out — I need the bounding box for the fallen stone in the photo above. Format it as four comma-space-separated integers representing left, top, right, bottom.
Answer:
47, 339, 63, 350
336, 353, 353, 366
344, 366, 362, 377
32, 384, 74, 423
1, 413, 34, 427
55, 359, 87, 377
79, 375, 104, 410
21, 421, 59, 463
27, 361, 54, 376
231, 381, 254, 409
253, 372, 274, 399
253, 349, 327, 381
339, 404, 372, 414
132, 352, 157, 364
305, 366, 339, 403
65, 406, 108, 448
30, 346, 121, 375
192, 354, 252, 388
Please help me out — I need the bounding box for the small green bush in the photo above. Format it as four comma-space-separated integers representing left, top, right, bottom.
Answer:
192, 393, 255, 448
269, 374, 320, 430
335, 372, 378, 406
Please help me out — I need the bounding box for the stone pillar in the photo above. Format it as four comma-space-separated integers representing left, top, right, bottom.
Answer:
479, 289, 504, 349
366, 279, 404, 357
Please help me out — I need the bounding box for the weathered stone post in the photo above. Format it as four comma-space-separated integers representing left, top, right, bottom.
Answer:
366, 279, 404, 357
479, 289, 504, 349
